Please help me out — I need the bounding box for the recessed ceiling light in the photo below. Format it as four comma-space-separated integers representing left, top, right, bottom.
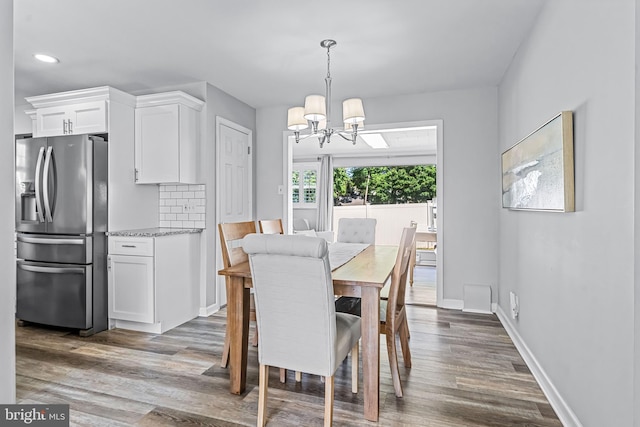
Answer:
33, 53, 60, 64
360, 133, 389, 149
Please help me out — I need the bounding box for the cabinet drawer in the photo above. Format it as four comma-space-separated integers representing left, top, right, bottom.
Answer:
108, 237, 154, 256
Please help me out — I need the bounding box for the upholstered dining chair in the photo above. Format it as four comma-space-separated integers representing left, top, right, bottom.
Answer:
334, 217, 377, 314
258, 219, 284, 235
336, 217, 377, 244
242, 234, 361, 427
258, 217, 301, 383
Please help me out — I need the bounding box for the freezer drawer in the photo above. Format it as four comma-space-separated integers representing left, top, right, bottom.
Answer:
17, 233, 92, 264
16, 260, 92, 329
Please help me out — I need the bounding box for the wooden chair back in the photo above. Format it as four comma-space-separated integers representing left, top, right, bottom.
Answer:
258, 219, 284, 235
218, 221, 257, 268
387, 226, 417, 323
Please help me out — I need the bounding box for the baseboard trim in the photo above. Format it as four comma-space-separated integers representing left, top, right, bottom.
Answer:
199, 303, 220, 317
495, 305, 582, 427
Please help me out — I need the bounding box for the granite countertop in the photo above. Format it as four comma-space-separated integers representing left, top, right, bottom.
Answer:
107, 227, 203, 237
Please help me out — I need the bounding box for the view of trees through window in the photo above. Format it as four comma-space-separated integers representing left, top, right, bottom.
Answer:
334, 165, 436, 205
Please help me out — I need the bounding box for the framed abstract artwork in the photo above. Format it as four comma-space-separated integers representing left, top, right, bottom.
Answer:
501, 111, 574, 212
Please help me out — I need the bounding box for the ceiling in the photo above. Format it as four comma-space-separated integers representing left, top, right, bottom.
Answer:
14, 0, 545, 110
292, 126, 438, 159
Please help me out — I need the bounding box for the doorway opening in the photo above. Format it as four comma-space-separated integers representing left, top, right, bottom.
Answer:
283, 119, 443, 307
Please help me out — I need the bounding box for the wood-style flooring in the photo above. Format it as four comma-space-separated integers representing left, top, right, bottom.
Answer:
16, 273, 562, 426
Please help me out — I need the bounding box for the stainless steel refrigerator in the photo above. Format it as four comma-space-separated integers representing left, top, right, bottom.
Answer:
15, 134, 108, 336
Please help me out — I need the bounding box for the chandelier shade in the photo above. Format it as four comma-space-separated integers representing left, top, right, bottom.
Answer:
303, 95, 327, 122
287, 39, 365, 147
342, 98, 365, 124
287, 107, 308, 131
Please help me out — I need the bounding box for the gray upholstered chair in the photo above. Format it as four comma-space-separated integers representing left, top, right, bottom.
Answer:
336, 218, 377, 244
242, 234, 361, 427
334, 217, 377, 315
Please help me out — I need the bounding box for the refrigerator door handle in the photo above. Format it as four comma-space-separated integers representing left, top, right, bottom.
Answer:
17, 235, 85, 245
17, 262, 85, 275
43, 146, 54, 222
34, 146, 45, 223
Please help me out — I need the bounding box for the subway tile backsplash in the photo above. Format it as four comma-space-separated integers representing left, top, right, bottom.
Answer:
159, 184, 206, 229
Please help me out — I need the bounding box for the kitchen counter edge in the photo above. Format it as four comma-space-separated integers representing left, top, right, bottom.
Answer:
107, 228, 203, 237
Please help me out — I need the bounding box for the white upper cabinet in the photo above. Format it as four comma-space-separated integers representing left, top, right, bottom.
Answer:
25, 87, 129, 137
134, 91, 204, 184
35, 100, 107, 137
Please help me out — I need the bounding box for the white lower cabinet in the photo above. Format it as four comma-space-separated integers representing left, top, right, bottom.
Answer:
107, 232, 200, 333
108, 254, 154, 323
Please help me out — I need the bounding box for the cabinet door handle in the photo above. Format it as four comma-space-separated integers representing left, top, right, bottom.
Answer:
63, 119, 68, 134
121, 244, 137, 248
68, 119, 73, 133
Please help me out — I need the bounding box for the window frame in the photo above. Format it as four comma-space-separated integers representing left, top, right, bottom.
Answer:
291, 162, 319, 209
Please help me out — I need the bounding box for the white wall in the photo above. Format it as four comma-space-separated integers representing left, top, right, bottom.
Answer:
635, 2, 640, 424
13, 104, 31, 135
0, 0, 16, 403
498, 1, 634, 426
256, 87, 500, 304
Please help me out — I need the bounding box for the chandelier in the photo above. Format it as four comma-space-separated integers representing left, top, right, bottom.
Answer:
287, 39, 365, 148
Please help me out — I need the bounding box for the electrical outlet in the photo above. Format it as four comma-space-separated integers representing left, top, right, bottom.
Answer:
182, 200, 197, 213
510, 291, 519, 319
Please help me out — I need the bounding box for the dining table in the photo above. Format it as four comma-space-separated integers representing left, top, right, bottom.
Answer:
217, 243, 398, 422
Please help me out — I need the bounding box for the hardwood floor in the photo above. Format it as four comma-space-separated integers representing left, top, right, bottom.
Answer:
407, 265, 437, 307
16, 302, 562, 426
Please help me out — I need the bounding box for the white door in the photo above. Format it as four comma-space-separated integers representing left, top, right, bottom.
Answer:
216, 118, 252, 307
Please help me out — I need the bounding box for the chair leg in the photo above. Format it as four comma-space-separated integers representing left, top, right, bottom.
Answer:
251, 325, 259, 347
351, 341, 359, 394
324, 375, 334, 427
220, 327, 230, 368
279, 368, 286, 383
399, 320, 412, 369
295, 371, 302, 382
386, 330, 404, 398
258, 364, 269, 427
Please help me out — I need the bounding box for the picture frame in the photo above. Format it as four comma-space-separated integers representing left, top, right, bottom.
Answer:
501, 111, 574, 212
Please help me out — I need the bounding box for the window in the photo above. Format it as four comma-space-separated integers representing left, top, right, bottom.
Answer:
292, 163, 318, 208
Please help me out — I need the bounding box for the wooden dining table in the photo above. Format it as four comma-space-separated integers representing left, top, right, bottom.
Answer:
217, 244, 398, 422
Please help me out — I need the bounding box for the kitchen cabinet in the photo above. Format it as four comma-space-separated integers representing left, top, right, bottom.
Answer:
134, 91, 204, 184
107, 238, 155, 323
34, 100, 107, 137
107, 230, 201, 334
25, 87, 123, 137
25, 86, 159, 232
